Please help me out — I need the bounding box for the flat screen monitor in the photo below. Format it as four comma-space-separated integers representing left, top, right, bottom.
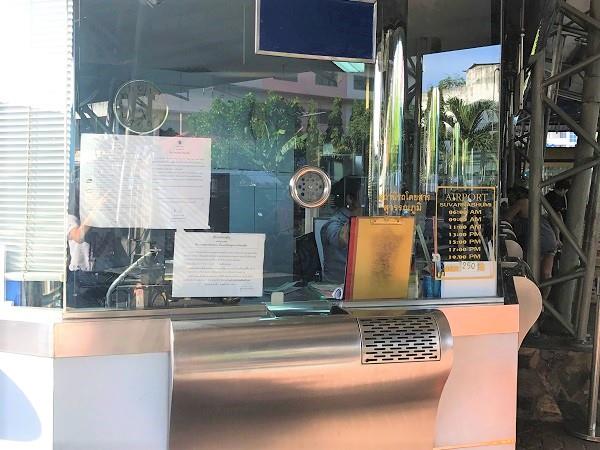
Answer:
255, 0, 376, 62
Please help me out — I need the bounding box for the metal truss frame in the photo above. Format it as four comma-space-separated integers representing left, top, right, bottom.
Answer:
510, 0, 600, 440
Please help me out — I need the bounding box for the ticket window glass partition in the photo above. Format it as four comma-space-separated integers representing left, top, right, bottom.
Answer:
60, 0, 501, 310
367, 0, 502, 302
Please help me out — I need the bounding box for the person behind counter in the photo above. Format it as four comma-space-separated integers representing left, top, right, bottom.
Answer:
321, 177, 363, 284
67, 128, 183, 308
67, 168, 130, 308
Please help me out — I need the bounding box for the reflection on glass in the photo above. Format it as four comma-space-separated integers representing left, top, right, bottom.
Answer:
422, 87, 440, 193
422, 46, 500, 188
0, 0, 506, 309
369, 40, 500, 300
371, 27, 406, 215
60, 0, 502, 309
384, 30, 406, 203
67, 0, 376, 309
321, 177, 364, 284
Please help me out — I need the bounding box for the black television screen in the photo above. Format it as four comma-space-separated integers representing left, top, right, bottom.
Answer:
256, 0, 376, 62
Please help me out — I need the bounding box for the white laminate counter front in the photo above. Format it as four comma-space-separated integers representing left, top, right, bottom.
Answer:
0, 301, 519, 450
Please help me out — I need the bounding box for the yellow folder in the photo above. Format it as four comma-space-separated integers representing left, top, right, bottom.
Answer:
344, 216, 415, 300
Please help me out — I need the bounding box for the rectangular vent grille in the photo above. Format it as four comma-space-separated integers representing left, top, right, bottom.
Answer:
358, 316, 441, 364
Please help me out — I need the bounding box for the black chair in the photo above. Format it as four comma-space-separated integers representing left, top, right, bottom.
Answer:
294, 232, 322, 284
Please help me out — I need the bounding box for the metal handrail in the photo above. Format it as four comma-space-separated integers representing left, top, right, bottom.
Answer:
105, 249, 159, 307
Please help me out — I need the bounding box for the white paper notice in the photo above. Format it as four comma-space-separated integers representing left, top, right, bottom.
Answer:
172, 232, 266, 298
80, 134, 211, 229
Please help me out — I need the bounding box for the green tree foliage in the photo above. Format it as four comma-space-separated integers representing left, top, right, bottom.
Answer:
278, 100, 324, 166
325, 98, 371, 156
345, 100, 371, 155
438, 75, 466, 90
325, 98, 345, 151
304, 100, 323, 165
187, 93, 372, 168
187, 93, 303, 171
444, 98, 496, 148
442, 97, 498, 183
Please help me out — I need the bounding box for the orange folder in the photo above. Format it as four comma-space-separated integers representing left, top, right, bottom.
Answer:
344, 216, 415, 300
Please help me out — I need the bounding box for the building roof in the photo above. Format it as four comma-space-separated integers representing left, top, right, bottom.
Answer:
467, 63, 501, 70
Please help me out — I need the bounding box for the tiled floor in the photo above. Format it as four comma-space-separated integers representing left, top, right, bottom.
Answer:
518, 421, 600, 449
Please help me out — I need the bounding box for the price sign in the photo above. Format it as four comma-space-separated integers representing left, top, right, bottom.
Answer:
460, 261, 480, 272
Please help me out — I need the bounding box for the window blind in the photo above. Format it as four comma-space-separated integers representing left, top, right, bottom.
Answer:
0, 0, 73, 282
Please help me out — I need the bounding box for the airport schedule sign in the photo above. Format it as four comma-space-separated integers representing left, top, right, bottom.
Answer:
436, 186, 496, 263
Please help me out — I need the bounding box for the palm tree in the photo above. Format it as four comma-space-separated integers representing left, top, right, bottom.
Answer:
442, 97, 498, 185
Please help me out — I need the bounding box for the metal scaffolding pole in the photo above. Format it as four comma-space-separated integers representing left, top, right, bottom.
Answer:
507, 107, 516, 188
577, 164, 600, 341
541, 196, 589, 264
539, 268, 585, 288
528, 52, 546, 282
517, 0, 600, 343
540, 156, 600, 188
558, 0, 600, 442
556, 0, 600, 324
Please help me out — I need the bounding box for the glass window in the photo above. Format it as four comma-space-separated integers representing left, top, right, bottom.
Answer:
67, 0, 378, 310
66, 0, 500, 310
366, 0, 501, 301
315, 72, 339, 87
353, 75, 368, 91
273, 74, 299, 82
317, 110, 332, 125
0, 0, 500, 309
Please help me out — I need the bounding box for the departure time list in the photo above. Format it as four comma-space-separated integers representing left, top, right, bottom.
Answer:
436, 187, 495, 262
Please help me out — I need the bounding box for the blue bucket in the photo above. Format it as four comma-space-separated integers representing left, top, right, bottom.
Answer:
5, 280, 22, 306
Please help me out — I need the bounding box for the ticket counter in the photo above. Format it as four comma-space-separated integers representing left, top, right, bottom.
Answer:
0, 298, 524, 450
0, 0, 532, 449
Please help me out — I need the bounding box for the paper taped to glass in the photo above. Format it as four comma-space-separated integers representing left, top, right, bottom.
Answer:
172, 232, 265, 298
79, 134, 211, 229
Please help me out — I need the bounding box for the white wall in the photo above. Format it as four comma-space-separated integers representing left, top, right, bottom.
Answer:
0, 352, 54, 450
435, 333, 519, 450
53, 352, 171, 450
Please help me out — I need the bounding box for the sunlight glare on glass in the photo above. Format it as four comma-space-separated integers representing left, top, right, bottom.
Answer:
334, 62, 365, 73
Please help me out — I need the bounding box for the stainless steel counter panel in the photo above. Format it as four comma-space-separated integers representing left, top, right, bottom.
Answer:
170, 310, 453, 450
172, 315, 359, 371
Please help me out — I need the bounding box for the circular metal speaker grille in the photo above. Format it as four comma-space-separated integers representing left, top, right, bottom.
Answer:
289, 166, 332, 208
